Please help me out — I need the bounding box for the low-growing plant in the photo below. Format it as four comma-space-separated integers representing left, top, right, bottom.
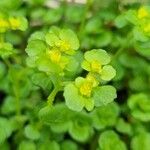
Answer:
0, 0, 150, 150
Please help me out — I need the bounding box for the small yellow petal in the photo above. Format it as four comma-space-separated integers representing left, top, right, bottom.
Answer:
49, 50, 61, 63
143, 23, 150, 33
86, 73, 99, 87
79, 81, 93, 97
137, 7, 149, 19
0, 19, 9, 28
91, 60, 102, 73
9, 17, 20, 29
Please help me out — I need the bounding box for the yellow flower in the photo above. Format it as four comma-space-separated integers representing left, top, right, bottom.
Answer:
48, 50, 61, 63
91, 60, 102, 73
86, 73, 99, 87
143, 23, 150, 33
56, 40, 74, 55
0, 19, 9, 28
79, 81, 93, 97
137, 7, 149, 19
9, 17, 20, 30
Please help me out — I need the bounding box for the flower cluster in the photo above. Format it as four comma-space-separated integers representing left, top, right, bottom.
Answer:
26, 27, 117, 112
137, 6, 150, 35
126, 6, 150, 40
64, 49, 116, 111
0, 15, 28, 58
0, 16, 27, 33
26, 27, 81, 76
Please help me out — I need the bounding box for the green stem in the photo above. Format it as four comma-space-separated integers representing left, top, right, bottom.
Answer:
79, 0, 91, 38
111, 32, 133, 63
3, 58, 11, 68
47, 87, 60, 106
13, 82, 21, 116
111, 47, 124, 62
0, 33, 4, 43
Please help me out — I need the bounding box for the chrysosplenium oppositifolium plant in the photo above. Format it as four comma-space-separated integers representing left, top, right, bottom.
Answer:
1, 1, 150, 149
25, 26, 116, 112
0, 13, 27, 58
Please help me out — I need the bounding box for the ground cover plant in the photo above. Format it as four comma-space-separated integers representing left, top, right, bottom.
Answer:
0, 0, 150, 150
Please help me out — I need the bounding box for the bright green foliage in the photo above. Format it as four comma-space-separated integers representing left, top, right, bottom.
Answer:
39, 103, 72, 125
131, 132, 150, 150
61, 140, 78, 150
91, 102, 119, 130
98, 130, 127, 150
0, 118, 13, 144
0, 1, 150, 150
24, 124, 40, 140
116, 118, 132, 135
68, 112, 93, 142
128, 93, 150, 122
18, 140, 36, 150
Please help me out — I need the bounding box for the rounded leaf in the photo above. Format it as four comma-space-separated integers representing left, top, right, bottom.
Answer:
93, 85, 117, 107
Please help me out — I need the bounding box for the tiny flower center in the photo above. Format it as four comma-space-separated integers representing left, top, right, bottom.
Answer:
86, 74, 99, 87
138, 7, 149, 19
9, 18, 20, 29
59, 40, 70, 52
91, 60, 102, 73
49, 50, 61, 63
80, 82, 93, 97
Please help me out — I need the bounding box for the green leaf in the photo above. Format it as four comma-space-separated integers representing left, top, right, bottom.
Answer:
69, 112, 93, 142
85, 17, 102, 33
38, 141, 60, 150
39, 103, 72, 124
128, 93, 150, 122
0, 62, 6, 79
98, 130, 127, 150
18, 141, 36, 150
93, 85, 117, 107
101, 65, 116, 81
91, 102, 119, 130
116, 118, 132, 135
18, 17, 28, 31
134, 41, 150, 58
84, 49, 110, 65
31, 72, 52, 91
94, 32, 112, 47
25, 40, 46, 57
1, 96, 16, 115
0, 118, 13, 144
64, 83, 84, 111
125, 10, 138, 25
0, 42, 13, 58
24, 124, 40, 140
131, 132, 150, 150
50, 122, 70, 133
61, 140, 78, 150
114, 13, 128, 28
133, 27, 149, 42
37, 56, 61, 74
45, 32, 59, 47
59, 29, 79, 50
43, 8, 62, 24
0, 142, 10, 150
29, 31, 45, 42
